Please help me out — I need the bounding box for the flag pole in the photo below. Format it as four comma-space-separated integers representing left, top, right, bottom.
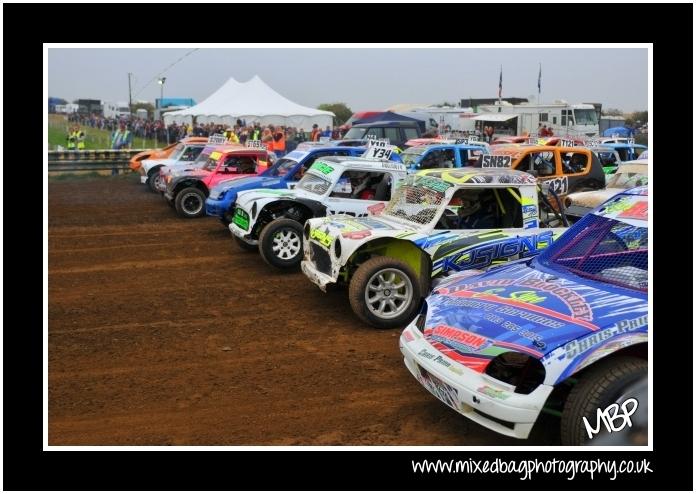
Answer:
498, 65, 502, 113
538, 63, 542, 105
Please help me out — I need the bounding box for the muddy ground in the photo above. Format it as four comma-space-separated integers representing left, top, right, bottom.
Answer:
48, 175, 560, 445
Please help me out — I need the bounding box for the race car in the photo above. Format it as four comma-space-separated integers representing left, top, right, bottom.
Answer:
564, 160, 648, 222
140, 140, 207, 192
163, 146, 270, 218
229, 157, 409, 268
399, 186, 648, 445
301, 168, 568, 328
129, 137, 208, 173
473, 144, 606, 200
400, 142, 490, 171
205, 146, 371, 226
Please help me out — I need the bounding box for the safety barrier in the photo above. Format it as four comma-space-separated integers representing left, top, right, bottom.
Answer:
48, 149, 149, 172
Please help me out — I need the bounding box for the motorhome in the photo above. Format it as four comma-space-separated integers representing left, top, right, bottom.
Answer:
474, 100, 599, 137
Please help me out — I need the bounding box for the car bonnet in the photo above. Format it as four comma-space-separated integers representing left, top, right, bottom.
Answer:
420, 261, 647, 371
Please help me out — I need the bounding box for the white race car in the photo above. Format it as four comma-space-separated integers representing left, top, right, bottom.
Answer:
140, 141, 206, 192
229, 156, 409, 268
302, 168, 568, 328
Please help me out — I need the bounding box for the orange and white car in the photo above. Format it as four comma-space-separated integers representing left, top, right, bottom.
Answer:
129, 137, 208, 172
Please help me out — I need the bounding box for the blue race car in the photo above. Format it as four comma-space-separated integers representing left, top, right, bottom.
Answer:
400, 186, 648, 445
206, 146, 370, 225
399, 143, 491, 171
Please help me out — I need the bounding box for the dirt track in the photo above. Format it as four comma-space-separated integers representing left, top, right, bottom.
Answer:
48, 175, 560, 445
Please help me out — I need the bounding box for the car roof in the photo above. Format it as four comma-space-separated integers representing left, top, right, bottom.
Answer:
352, 121, 420, 127
416, 166, 537, 186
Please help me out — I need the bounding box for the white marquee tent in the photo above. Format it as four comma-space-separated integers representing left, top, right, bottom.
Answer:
163, 75, 334, 129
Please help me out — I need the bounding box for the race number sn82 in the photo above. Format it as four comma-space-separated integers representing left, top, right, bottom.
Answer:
481, 154, 512, 168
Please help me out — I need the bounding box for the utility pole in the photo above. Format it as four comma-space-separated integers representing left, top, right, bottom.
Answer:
128, 72, 133, 116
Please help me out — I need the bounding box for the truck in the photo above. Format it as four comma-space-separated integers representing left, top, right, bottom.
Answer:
474, 100, 600, 138
102, 101, 131, 119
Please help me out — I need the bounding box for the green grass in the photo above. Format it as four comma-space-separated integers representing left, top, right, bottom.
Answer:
48, 114, 163, 150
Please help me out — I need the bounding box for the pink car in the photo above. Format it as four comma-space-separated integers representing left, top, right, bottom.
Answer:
163, 146, 270, 218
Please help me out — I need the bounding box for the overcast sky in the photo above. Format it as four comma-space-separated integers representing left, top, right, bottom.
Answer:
47, 47, 648, 112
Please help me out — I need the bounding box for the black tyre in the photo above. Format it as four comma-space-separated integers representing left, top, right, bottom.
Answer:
348, 256, 421, 329
560, 356, 647, 445
174, 187, 206, 218
234, 235, 258, 252
258, 218, 304, 269
147, 167, 163, 193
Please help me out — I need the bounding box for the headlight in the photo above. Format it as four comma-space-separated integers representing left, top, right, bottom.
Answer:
333, 238, 342, 258
484, 352, 545, 395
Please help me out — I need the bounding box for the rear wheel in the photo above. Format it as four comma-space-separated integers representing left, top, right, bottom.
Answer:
348, 256, 421, 329
174, 187, 206, 218
560, 356, 647, 445
258, 218, 304, 269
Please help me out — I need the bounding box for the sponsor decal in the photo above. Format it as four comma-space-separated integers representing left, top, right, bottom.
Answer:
440, 231, 555, 272
309, 228, 334, 247
367, 202, 386, 215
232, 208, 249, 230
312, 162, 334, 174
427, 324, 489, 352
341, 229, 372, 240
563, 314, 647, 359
477, 385, 510, 400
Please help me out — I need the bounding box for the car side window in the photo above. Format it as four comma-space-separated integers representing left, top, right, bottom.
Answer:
561, 152, 589, 175
366, 128, 384, 139
530, 151, 557, 176
329, 171, 389, 200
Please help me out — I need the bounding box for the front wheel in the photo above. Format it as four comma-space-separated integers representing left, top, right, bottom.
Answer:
147, 168, 162, 192
560, 356, 647, 445
174, 187, 206, 218
348, 256, 421, 329
258, 218, 304, 269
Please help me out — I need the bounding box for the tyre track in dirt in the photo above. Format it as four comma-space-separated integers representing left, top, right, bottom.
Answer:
48, 176, 559, 445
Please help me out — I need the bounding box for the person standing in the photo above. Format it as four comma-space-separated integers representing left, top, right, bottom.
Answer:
74, 124, 86, 150
66, 126, 77, 150
310, 124, 321, 142
110, 122, 132, 175
272, 126, 286, 156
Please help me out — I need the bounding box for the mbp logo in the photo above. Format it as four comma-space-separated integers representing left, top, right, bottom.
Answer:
583, 398, 638, 440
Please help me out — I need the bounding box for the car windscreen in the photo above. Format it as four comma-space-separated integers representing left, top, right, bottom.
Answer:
169, 143, 186, 160
400, 146, 428, 166
534, 211, 647, 292
267, 158, 299, 177
382, 175, 451, 226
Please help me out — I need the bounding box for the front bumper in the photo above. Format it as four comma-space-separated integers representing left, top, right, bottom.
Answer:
205, 196, 234, 218
229, 222, 258, 245
300, 260, 336, 292
399, 320, 553, 440
140, 175, 148, 184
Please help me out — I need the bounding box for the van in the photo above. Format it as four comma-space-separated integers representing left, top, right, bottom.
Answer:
342, 121, 422, 149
